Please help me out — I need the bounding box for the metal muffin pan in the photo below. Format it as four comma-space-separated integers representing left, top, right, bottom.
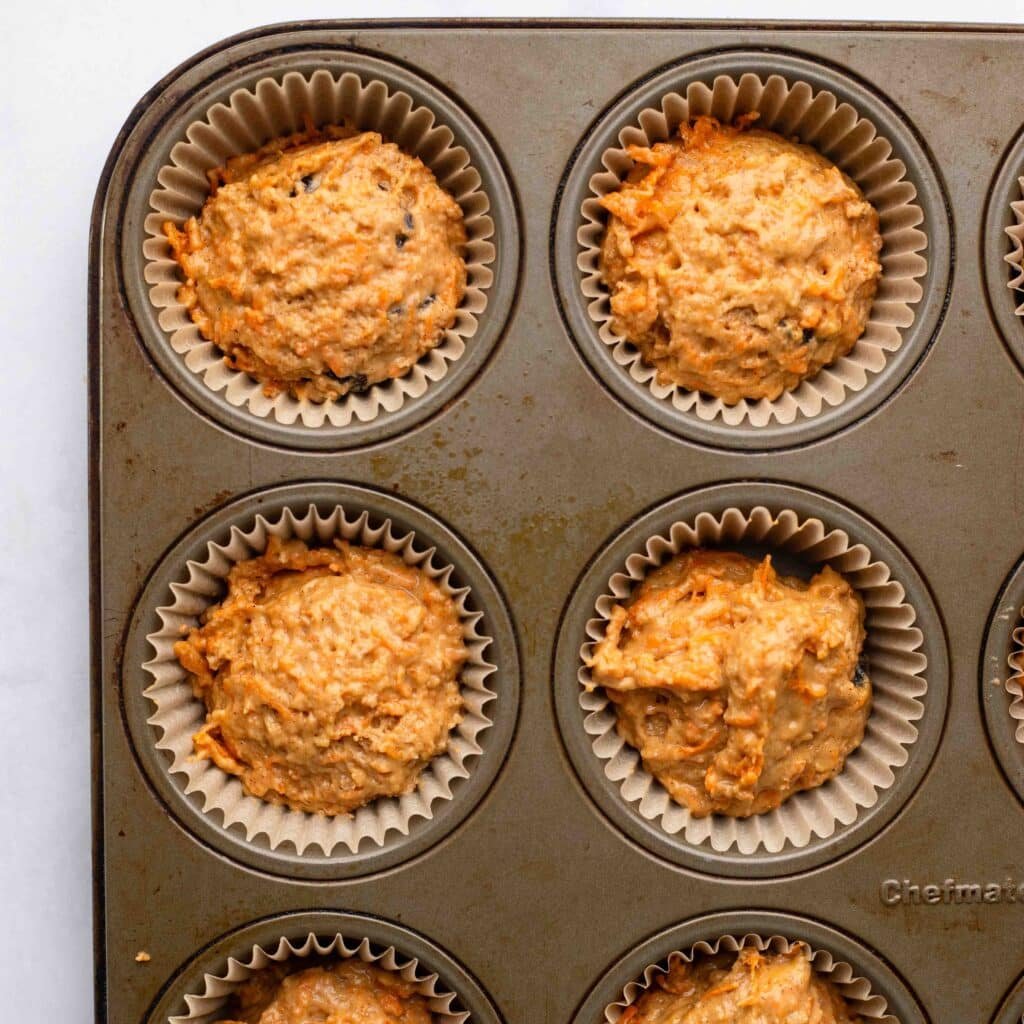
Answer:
981, 556, 1024, 809
993, 972, 1024, 1024
142, 911, 504, 1024
569, 911, 927, 1024
984, 124, 1024, 376
553, 49, 952, 452
91, 21, 1024, 1024
554, 481, 948, 878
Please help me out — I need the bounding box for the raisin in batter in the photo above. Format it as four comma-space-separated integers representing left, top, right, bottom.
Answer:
165, 126, 467, 401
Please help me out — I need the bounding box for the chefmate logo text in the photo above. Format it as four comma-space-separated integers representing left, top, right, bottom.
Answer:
880, 878, 1024, 906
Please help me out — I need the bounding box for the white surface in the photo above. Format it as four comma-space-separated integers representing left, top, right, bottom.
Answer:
2, 1, 1023, 1018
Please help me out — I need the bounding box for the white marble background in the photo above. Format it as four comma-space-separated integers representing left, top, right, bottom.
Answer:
2, 0, 1022, 1018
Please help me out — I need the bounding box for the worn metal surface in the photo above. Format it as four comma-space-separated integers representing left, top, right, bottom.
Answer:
91, 21, 1024, 1024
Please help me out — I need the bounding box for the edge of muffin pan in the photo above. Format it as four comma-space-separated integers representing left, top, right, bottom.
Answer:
553, 480, 949, 878
570, 910, 926, 1024
141, 910, 504, 1024
984, 123, 1024, 377
120, 482, 521, 881
552, 48, 953, 452
992, 971, 1024, 1024
119, 49, 520, 452
979, 555, 1024, 810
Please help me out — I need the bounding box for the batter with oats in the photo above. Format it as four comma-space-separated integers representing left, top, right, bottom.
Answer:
212, 959, 435, 1024
623, 946, 861, 1023
164, 125, 467, 402
588, 550, 871, 817
173, 536, 467, 815
598, 116, 882, 403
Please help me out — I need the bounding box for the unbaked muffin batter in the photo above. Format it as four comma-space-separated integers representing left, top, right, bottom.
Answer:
588, 550, 870, 817
174, 536, 467, 815
599, 116, 882, 403
164, 125, 467, 402
213, 959, 434, 1024
623, 946, 861, 1023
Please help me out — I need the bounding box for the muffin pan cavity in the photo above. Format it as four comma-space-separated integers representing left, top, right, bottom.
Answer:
553, 50, 951, 450
991, 972, 1024, 1024
570, 911, 926, 1024
121, 483, 520, 880
980, 556, 1024, 809
122, 52, 519, 451
143, 911, 502, 1024
984, 126, 1024, 376
554, 482, 948, 877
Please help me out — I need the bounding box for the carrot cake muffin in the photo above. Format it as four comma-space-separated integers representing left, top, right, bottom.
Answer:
588, 549, 871, 817
598, 116, 883, 403
213, 959, 434, 1024
164, 125, 467, 402
623, 946, 860, 1023
173, 536, 467, 815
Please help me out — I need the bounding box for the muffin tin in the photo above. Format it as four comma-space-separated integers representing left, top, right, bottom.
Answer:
90, 20, 1024, 1024
123, 53, 519, 449
122, 483, 519, 879
554, 50, 947, 449
555, 482, 947, 878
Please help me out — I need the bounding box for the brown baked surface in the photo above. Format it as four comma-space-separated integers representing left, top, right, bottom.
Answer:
588, 549, 871, 817
164, 126, 467, 402
623, 946, 861, 1023
213, 959, 435, 1024
598, 116, 882, 404
174, 536, 467, 815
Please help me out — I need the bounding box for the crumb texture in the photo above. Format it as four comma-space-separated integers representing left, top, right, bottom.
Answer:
599, 117, 882, 403
624, 946, 861, 1023
165, 127, 467, 401
174, 536, 467, 815
213, 959, 435, 1024
589, 549, 871, 817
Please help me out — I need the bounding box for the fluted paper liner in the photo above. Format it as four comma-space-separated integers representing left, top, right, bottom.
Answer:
1005, 618, 1024, 744
578, 73, 928, 427
143, 504, 497, 856
1005, 176, 1024, 315
144, 69, 495, 428
606, 933, 895, 1023
577, 506, 928, 855
171, 931, 467, 1024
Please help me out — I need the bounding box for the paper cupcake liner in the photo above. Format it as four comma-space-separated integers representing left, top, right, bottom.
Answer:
606, 933, 894, 1023
143, 503, 497, 856
577, 72, 928, 428
577, 505, 928, 855
143, 68, 495, 428
1005, 176, 1024, 315
172, 931, 468, 1024
1005, 620, 1024, 743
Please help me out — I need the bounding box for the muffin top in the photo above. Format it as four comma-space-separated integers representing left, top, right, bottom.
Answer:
214, 959, 434, 1024
599, 116, 882, 404
174, 536, 467, 815
624, 946, 860, 1023
164, 125, 467, 402
588, 549, 870, 817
